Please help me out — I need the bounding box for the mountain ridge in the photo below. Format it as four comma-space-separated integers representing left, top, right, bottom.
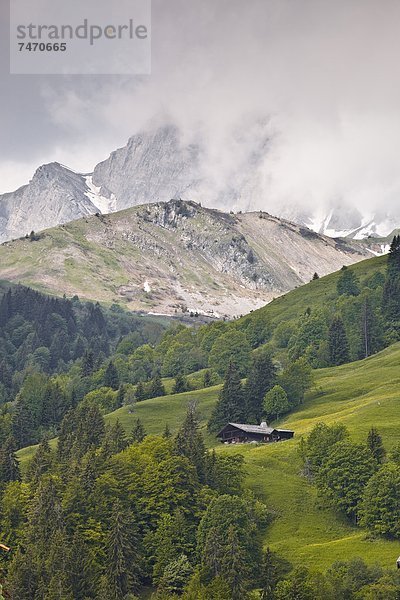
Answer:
0, 198, 376, 318
1, 124, 399, 243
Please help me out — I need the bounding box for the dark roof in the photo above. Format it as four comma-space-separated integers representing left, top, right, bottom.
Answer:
227, 422, 275, 434
217, 422, 294, 437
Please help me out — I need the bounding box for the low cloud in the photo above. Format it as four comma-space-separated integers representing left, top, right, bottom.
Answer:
2, 0, 400, 219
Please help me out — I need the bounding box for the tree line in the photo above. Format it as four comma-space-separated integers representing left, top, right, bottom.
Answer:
300, 421, 400, 537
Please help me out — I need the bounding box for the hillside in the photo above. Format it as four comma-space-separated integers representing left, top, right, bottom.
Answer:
238, 252, 388, 328
100, 343, 400, 569
0, 200, 375, 318
17, 342, 400, 571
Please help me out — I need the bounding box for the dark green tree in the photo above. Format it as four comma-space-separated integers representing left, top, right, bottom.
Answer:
12, 398, 35, 448
131, 418, 146, 443
360, 462, 400, 537
135, 381, 147, 401
104, 361, 119, 390
26, 437, 52, 484
115, 385, 126, 408
197, 495, 262, 600
150, 509, 194, 583
337, 266, 360, 297
208, 361, 244, 432
148, 374, 166, 398
259, 548, 291, 600
383, 235, 400, 323
0, 435, 20, 483
174, 403, 206, 481
81, 350, 94, 377
244, 349, 276, 422
221, 524, 251, 600
173, 374, 189, 394
7, 547, 38, 600
26, 477, 64, 553
203, 369, 212, 388
317, 441, 376, 520
367, 427, 386, 464
75, 402, 106, 458
102, 420, 128, 457
67, 529, 95, 599
328, 316, 349, 365
163, 423, 172, 438
105, 500, 141, 598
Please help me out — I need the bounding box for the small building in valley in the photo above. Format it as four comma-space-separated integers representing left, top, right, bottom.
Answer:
217, 422, 294, 444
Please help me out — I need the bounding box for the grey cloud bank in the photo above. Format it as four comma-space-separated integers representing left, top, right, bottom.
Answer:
1, 0, 400, 220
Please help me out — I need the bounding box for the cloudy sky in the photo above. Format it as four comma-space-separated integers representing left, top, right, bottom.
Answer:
1, 0, 400, 217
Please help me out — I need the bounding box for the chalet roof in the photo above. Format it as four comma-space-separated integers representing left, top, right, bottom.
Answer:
217, 422, 295, 437
226, 422, 275, 434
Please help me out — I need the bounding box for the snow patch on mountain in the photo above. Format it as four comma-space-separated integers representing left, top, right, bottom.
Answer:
84, 176, 117, 214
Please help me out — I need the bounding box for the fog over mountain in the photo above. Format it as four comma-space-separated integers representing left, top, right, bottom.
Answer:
1, 0, 400, 226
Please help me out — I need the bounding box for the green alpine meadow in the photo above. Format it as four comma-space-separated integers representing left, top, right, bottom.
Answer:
0, 235, 400, 598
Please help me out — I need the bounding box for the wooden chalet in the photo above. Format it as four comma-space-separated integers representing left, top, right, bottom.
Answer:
217, 422, 294, 444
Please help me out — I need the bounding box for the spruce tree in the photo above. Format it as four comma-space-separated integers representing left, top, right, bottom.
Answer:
105, 500, 141, 598
367, 427, 386, 464
135, 381, 147, 402
12, 399, 34, 448
26, 437, 52, 484
203, 369, 212, 387
0, 435, 21, 483
68, 530, 94, 600
26, 477, 64, 549
244, 350, 276, 422
131, 418, 146, 443
103, 420, 128, 457
7, 547, 38, 600
148, 373, 165, 398
174, 403, 206, 481
222, 525, 251, 600
260, 548, 279, 600
115, 385, 126, 408
383, 234, 400, 323
81, 350, 94, 377
57, 409, 77, 462
337, 266, 360, 296
328, 316, 349, 366
76, 403, 106, 458
45, 529, 74, 600
259, 548, 291, 600
173, 373, 188, 394
151, 510, 193, 583
104, 361, 119, 390
208, 361, 244, 432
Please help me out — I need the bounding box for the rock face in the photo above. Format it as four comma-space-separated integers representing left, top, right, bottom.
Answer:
0, 163, 98, 243
0, 199, 374, 318
92, 125, 202, 209
1, 123, 399, 243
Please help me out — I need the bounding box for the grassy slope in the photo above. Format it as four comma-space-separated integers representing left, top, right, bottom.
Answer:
243, 253, 387, 327
15, 254, 398, 571
94, 343, 400, 570
18, 341, 400, 570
